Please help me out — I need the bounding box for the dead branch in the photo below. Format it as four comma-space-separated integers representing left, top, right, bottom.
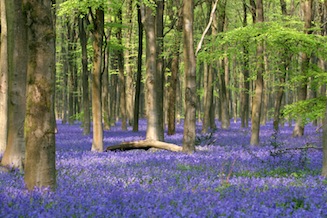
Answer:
270, 144, 322, 157
105, 140, 183, 152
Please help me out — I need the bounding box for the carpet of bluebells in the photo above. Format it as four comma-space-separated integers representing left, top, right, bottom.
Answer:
1, 119, 327, 217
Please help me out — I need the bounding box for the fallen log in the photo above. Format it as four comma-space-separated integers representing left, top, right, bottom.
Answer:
105, 140, 183, 152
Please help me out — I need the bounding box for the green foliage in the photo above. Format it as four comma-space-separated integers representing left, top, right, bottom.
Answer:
58, 0, 111, 17
282, 96, 326, 125
198, 21, 327, 63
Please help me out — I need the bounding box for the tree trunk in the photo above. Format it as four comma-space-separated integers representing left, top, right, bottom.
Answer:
24, 0, 56, 190
102, 42, 110, 130
241, 0, 250, 128
67, 21, 76, 124
106, 140, 182, 152
61, 29, 69, 124
1, 0, 27, 170
78, 17, 90, 135
0, 0, 8, 154
167, 18, 181, 135
156, 0, 165, 133
133, 4, 143, 132
217, 0, 229, 130
117, 8, 127, 131
143, 3, 164, 141
273, 0, 289, 131
293, 0, 312, 137
182, 0, 196, 153
125, 0, 134, 126
91, 9, 104, 152
250, 0, 264, 145
219, 59, 230, 129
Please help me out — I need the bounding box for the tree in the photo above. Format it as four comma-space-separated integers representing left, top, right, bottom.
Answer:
0, 0, 9, 154
90, 8, 105, 152
117, 7, 127, 131
78, 16, 91, 135
143, 1, 164, 141
24, 0, 56, 190
292, 0, 313, 137
133, 3, 143, 132
182, 0, 196, 153
250, 0, 264, 145
1, 0, 28, 170
167, 8, 182, 135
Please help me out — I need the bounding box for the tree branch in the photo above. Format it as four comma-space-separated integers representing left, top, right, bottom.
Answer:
195, 0, 219, 56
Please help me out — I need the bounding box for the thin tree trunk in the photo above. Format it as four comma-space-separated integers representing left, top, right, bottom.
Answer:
156, 0, 165, 133
117, 8, 127, 130
217, 0, 229, 129
167, 17, 181, 135
0, 0, 8, 154
293, 0, 312, 137
202, 0, 218, 133
250, 0, 264, 145
67, 22, 75, 124
182, 0, 196, 153
1, 0, 27, 170
133, 4, 143, 132
61, 29, 69, 124
273, 0, 288, 131
125, 0, 134, 125
91, 9, 104, 152
24, 0, 56, 190
102, 43, 110, 130
78, 17, 90, 135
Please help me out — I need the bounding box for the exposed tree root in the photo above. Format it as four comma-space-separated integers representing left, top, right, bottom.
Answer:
105, 140, 182, 152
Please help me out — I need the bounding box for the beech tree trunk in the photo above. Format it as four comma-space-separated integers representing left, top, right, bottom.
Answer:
117, 8, 127, 131
91, 9, 104, 152
0, 0, 8, 154
133, 4, 143, 132
156, 0, 165, 133
250, 0, 264, 145
1, 0, 27, 170
143, 3, 164, 141
125, 0, 134, 126
293, 0, 312, 137
182, 0, 196, 153
168, 12, 182, 135
24, 0, 56, 190
61, 29, 69, 124
78, 17, 90, 135
218, 0, 230, 130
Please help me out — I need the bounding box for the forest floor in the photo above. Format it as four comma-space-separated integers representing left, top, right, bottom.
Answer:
1, 119, 327, 217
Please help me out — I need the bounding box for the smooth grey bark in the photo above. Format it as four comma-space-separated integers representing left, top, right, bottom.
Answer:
0, 0, 8, 154
90, 9, 104, 152
1, 0, 27, 170
24, 0, 56, 190
182, 0, 196, 153
143, 3, 164, 141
